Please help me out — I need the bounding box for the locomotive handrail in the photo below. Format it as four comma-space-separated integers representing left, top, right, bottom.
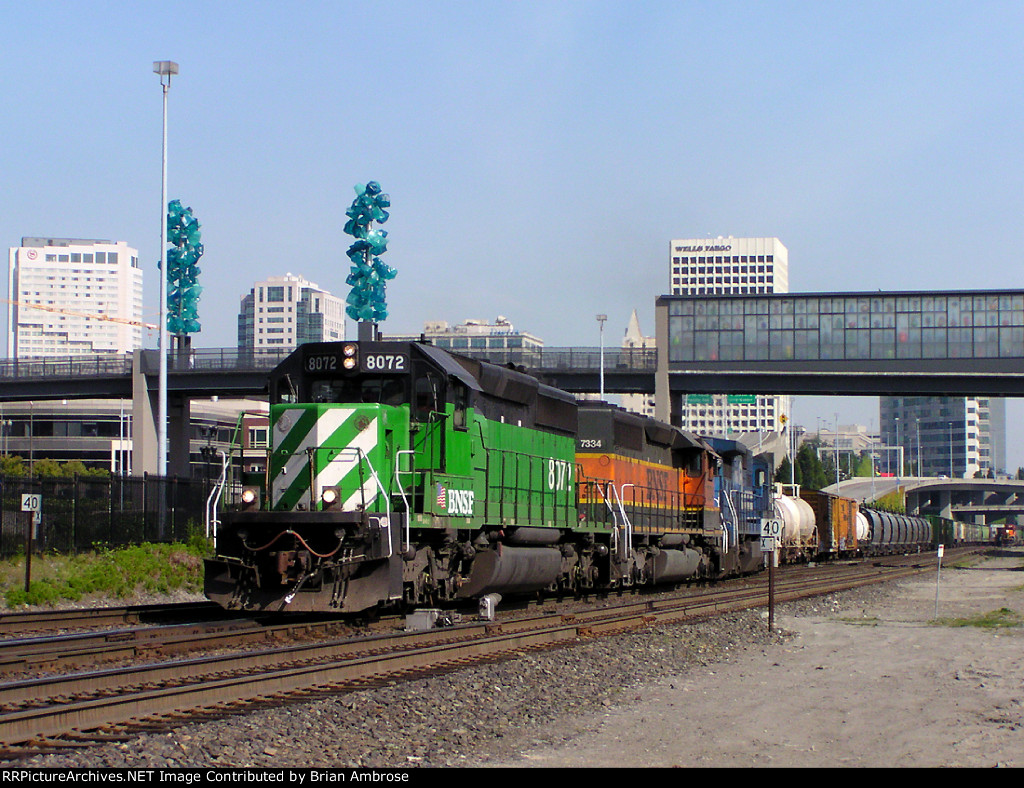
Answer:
718, 489, 736, 554
394, 450, 415, 552
205, 450, 231, 539
320, 446, 394, 562
595, 482, 619, 555
607, 483, 632, 575
618, 484, 635, 559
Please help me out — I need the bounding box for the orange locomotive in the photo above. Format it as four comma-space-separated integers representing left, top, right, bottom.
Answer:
572, 403, 769, 582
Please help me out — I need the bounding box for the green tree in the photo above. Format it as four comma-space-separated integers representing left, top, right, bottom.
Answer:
775, 456, 797, 486
796, 443, 828, 490
0, 455, 26, 476
853, 451, 874, 477
32, 458, 63, 477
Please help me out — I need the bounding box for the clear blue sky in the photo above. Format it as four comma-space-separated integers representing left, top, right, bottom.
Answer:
3, 2, 1023, 466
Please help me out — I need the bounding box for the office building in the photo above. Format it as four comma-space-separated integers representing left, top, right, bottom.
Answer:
881, 396, 1006, 478
237, 274, 346, 349
0, 398, 267, 478
386, 316, 543, 361
7, 238, 143, 358
668, 236, 789, 434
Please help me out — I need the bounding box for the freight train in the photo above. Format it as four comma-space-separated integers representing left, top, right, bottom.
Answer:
204, 339, 985, 615
204, 340, 774, 613
771, 485, 991, 562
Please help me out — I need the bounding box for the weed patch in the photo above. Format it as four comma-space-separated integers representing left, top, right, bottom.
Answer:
0, 540, 211, 608
933, 608, 1023, 629
838, 616, 881, 626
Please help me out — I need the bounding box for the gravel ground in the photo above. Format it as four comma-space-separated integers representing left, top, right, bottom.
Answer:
11, 550, 1021, 769
8, 584, 872, 769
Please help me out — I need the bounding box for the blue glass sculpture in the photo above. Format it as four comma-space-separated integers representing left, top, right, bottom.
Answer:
343, 181, 395, 323
166, 199, 204, 334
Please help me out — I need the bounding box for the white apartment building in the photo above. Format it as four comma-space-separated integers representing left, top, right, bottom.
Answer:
237, 274, 347, 350
669, 236, 789, 435
7, 238, 144, 359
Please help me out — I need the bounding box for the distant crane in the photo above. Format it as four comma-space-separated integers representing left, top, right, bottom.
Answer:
3, 298, 157, 330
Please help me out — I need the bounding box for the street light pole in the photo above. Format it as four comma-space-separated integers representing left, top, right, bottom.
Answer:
895, 416, 900, 482
153, 60, 178, 478
916, 417, 921, 477
596, 314, 607, 400
949, 421, 954, 477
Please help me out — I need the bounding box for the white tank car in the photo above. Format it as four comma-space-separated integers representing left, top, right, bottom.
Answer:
856, 510, 870, 543
773, 486, 816, 546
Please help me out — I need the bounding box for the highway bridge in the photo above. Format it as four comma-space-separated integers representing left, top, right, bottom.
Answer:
6, 287, 1024, 479
828, 476, 1024, 525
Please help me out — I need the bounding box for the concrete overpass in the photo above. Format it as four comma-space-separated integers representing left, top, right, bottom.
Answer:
828, 476, 1024, 525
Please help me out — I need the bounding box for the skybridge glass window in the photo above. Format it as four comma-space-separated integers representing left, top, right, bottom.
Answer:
666, 291, 1024, 364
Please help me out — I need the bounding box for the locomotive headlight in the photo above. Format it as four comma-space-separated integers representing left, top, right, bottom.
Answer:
239, 487, 260, 510
342, 343, 358, 370
321, 486, 342, 509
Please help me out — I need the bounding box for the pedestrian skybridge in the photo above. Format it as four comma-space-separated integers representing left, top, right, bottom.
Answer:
654, 290, 1024, 417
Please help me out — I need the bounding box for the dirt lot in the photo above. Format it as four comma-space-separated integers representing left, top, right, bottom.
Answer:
484, 548, 1024, 768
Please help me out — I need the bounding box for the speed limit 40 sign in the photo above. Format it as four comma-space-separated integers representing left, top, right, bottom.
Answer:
21, 494, 41, 512
760, 518, 782, 552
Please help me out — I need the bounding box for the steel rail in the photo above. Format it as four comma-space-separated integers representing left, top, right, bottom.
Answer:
0, 557, 953, 751
0, 555, 939, 675
0, 602, 223, 638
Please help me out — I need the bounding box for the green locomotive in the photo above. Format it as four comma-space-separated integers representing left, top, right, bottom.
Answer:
205, 340, 582, 612
204, 339, 765, 613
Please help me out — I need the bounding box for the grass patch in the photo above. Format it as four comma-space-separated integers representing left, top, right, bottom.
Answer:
933, 608, 1023, 629
0, 535, 211, 609
838, 616, 881, 626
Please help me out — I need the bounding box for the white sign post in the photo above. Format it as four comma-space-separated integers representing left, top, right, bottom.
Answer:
761, 518, 782, 629
21, 494, 42, 593
935, 544, 944, 618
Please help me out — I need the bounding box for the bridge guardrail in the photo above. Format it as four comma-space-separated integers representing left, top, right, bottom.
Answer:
0, 346, 657, 382
0, 354, 133, 381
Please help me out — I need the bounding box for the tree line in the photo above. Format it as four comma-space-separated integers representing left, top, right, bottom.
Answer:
775, 441, 874, 491
0, 455, 110, 478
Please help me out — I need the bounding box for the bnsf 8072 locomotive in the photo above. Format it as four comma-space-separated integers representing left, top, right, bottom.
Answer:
204, 340, 772, 613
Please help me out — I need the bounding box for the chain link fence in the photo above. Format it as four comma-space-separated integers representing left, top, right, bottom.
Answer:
0, 475, 215, 557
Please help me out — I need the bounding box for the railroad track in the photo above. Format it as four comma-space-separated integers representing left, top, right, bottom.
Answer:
0, 549, 956, 676
0, 601, 225, 637
0, 551, 967, 759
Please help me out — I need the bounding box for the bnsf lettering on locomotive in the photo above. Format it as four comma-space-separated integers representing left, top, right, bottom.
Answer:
448, 489, 474, 516
646, 467, 670, 506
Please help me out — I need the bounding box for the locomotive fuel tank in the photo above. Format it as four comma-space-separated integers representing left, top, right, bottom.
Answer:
455, 545, 563, 598
648, 548, 703, 583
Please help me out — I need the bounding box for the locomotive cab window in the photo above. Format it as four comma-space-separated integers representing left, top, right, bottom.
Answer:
451, 380, 468, 430
274, 374, 299, 404
310, 378, 407, 406
413, 370, 445, 422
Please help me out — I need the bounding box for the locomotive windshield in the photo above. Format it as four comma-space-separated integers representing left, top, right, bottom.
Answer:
310, 377, 408, 406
